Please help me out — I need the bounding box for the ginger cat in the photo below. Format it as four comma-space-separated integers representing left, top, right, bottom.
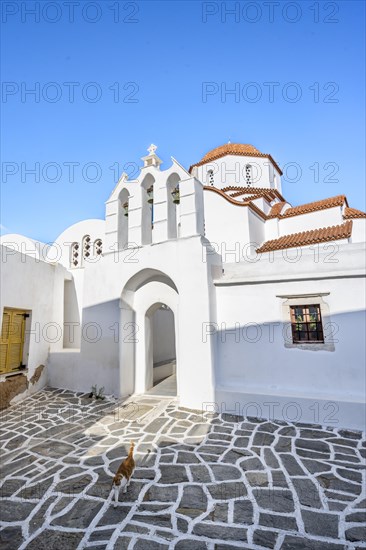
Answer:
111, 441, 135, 507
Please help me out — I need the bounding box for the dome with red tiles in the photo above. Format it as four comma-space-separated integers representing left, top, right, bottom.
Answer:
200, 143, 261, 163
188, 142, 283, 174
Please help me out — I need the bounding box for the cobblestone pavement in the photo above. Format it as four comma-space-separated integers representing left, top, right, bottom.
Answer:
0, 388, 365, 550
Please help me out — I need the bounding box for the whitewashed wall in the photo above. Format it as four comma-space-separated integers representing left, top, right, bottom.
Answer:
214, 243, 366, 430
193, 155, 282, 192
0, 245, 68, 400
278, 207, 344, 236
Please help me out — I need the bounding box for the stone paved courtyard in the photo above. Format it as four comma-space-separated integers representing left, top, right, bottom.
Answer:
0, 388, 365, 550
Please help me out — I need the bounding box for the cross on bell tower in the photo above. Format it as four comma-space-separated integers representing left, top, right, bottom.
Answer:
141, 143, 163, 169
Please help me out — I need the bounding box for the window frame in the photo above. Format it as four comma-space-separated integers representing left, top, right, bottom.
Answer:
290, 304, 324, 344
278, 294, 335, 352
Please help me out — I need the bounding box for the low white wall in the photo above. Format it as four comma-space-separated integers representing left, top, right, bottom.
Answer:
48, 349, 119, 396
153, 360, 176, 385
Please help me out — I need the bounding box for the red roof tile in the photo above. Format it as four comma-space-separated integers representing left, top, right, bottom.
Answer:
221, 186, 285, 202
268, 201, 287, 218
256, 221, 353, 253
343, 207, 366, 219
280, 195, 347, 218
189, 143, 283, 175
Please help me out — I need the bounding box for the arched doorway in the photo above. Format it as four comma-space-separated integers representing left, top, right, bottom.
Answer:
147, 303, 176, 396
119, 269, 179, 398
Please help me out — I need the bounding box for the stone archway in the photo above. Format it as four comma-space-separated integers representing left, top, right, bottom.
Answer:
119, 269, 179, 398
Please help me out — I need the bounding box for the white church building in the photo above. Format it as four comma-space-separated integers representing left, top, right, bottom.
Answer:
1, 142, 365, 430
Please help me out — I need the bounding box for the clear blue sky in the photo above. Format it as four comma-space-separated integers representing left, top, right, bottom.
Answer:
1, 0, 365, 243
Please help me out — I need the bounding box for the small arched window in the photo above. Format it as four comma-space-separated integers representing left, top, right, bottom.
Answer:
82, 235, 91, 260
70, 242, 79, 268
207, 169, 214, 186
245, 164, 252, 186
94, 239, 102, 256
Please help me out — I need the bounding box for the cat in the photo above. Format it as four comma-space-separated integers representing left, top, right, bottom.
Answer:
111, 441, 135, 507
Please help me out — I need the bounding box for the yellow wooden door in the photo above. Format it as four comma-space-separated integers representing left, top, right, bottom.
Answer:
0, 308, 27, 374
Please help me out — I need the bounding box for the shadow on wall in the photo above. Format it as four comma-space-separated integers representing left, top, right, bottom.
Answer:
63, 279, 81, 349
211, 308, 365, 430
48, 299, 121, 395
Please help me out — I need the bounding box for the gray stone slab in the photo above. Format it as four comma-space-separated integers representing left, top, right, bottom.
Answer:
0, 500, 35, 522
336, 467, 362, 483
271, 471, 287, 488
113, 536, 132, 549
177, 517, 189, 533
28, 496, 57, 534
133, 540, 169, 550
159, 465, 188, 484
253, 489, 295, 513
234, 437, 249, 448
280, 454, 307, 476
193, 523, 247, 541
176, 451, 200, 464
263, 448, 279, 468
0, 526, 24, 549
222, 449, 251, 463
259, 512, 298, 531
338, 429, 362, 440
0, 454, 38, 477
205, 502, 228, 523
233, 500, 253, 524
116, 481, 146, 502
51, 498, 103, 528
54, 474, 92, 495
278, 426, 296, 436
121, 523, 149, 535
317, 473, 362, 495
211, 464, 241, 481
97, 505, 130, 526
177, 485, 207, 518
246, 472, 269, 487
174, 540, 208, 550
239, 457, 265, 471
0, 478, 25, 497
25, 529, 85, 549
274, 436, 292, 452
89, 528, 115, 542
301, 458, 331, 474
134, 468, 156, 480
30, 440, 76, 458
281, 535, 343, 549
292, 478, 322, 508
345, 511, 366, 522
253, 529, 277, 549
208, 481, 247, 500
302, 509, 339, 537
143, 485, 178, 502
132, 514, 172, 528
253, 432, 275, 446
345, 526, 366, 542
190, 465, 212, 483
257, 422, 279, 433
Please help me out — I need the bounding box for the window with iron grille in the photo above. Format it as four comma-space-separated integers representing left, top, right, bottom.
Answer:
245, 164, 252, 186
290, 304, 324, 343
